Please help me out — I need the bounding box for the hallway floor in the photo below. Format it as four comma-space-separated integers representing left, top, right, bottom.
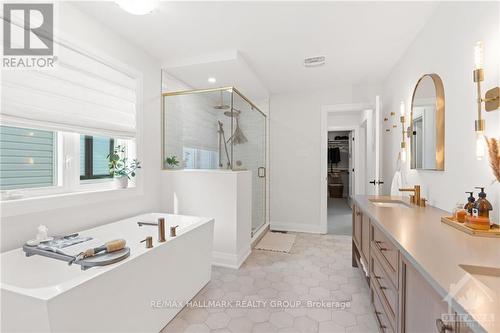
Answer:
327, 198, 352, 236
162, 233, 376, 333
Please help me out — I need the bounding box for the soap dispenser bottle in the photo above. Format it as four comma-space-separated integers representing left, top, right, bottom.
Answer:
474, 187, 493, 218
464, 192, 476, 215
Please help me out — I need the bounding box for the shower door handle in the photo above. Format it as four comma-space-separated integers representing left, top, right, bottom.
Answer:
258, 167, 266, 178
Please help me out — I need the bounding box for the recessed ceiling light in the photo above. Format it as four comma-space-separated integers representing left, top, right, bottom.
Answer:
115, 0, 159, 15
208, 77, 217, 84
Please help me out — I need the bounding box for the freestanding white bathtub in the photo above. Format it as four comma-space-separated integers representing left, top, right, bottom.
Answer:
1, 213, 214, 333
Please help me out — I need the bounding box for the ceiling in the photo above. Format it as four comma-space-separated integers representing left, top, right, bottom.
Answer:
74, 1, 439, 97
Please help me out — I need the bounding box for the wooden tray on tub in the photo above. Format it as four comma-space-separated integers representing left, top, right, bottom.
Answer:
441, 216, 500, 238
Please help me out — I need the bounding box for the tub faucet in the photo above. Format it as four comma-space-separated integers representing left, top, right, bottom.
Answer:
137, 222, 157, 227
137, 218, 166, 242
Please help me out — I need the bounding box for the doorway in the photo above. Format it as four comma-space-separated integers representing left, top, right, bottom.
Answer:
320, 99, 380, 234
327, 130, 353, 235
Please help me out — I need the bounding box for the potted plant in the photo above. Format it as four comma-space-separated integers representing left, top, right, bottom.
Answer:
165, 155, 180, 169
108, 145, 141, 188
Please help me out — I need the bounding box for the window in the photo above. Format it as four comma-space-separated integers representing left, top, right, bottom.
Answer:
0, 126, 136, 200
80, 135, 114, 180
1, 33, 139, 202
183, 147, 217, 169
0, 125, 57, 190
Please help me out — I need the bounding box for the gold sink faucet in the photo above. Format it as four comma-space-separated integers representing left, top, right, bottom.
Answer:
399, 185, 426, 207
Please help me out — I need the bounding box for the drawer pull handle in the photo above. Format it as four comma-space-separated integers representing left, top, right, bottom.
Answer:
380, 286, 387, 290
356, 212, 361, 216
374, 275, 382, 279
379, 247, 388, 251
436, 319, 453, 332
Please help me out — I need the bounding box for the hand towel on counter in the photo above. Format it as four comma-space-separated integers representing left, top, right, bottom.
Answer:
390, 171, 402, 196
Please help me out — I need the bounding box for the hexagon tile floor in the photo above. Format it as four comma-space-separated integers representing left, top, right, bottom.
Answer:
161, 232, 378, 333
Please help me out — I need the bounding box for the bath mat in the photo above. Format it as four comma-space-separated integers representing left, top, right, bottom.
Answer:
255, 232, 296, 253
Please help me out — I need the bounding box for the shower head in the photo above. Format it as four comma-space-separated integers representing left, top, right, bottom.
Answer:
213, 91, 230, 110
223, 109, 241, 117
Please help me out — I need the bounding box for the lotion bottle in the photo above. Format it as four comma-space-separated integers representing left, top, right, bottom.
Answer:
474, 187, 493, 219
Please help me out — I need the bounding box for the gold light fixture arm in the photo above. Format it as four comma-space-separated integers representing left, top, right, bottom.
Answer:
473, 55, 499, 132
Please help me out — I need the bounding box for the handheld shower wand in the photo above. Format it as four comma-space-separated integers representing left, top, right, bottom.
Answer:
217, 121, 231, 169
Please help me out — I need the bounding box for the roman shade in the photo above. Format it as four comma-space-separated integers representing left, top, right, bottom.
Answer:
1, 40, 138, 138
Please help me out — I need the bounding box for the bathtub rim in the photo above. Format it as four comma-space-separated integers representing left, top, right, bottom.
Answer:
1, 213, 214, 301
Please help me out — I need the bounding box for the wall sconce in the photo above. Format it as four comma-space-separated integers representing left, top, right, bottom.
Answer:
400, 101, 409, 162
473, 41, 499, 160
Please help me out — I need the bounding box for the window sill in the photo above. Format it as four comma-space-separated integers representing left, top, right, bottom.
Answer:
0, 185, 142, 218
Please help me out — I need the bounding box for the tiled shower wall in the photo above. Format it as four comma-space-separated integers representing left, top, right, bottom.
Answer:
164, 93, 220, 167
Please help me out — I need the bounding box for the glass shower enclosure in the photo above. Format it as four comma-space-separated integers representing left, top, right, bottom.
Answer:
162, 87, 267, 235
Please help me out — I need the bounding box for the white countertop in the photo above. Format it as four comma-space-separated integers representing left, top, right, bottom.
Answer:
353, 195, 500, 333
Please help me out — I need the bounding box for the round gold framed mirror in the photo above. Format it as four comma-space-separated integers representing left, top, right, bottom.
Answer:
410, 73, 445, 171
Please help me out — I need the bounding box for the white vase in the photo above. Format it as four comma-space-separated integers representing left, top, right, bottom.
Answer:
117, 177, 128, 189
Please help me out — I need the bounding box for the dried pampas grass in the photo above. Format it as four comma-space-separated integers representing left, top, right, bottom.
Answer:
486, 137, 500, 182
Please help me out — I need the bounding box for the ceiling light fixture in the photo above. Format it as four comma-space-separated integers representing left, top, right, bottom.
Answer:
208, 77, 217, 84
115, 0, 159, 15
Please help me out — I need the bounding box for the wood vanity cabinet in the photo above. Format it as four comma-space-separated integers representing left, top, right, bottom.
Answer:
400, 257, 458, 333
352, 205, 465, 333
370, 222, 399, 332
352, 204, 370, 263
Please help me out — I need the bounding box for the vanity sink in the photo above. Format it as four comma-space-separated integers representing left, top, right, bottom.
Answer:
457, 264, 500, 331
459, 264, 500, 291
369, 199, 410, 208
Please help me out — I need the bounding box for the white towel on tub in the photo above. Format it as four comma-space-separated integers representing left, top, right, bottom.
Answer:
390, 171, 402, 196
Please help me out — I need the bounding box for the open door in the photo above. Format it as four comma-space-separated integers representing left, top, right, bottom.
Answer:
365, 96, 382, 195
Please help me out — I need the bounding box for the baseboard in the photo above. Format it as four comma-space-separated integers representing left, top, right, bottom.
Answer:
212, 245, 251, 269
270, 221, 324, 234
236, 246, 251, 267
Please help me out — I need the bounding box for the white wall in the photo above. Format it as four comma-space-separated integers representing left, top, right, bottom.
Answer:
270, 85, 379, 233
381, 2, 500, 223
0, 3, 162, 251
327, 114, 362, 128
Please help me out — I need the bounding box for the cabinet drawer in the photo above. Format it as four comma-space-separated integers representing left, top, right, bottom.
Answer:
371, 224, 398, 287
372, 283, 395, 333
371, 253, 398, 327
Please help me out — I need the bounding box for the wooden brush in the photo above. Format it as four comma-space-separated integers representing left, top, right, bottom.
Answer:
82, 239, 126, 258
69, 239, 126, 265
